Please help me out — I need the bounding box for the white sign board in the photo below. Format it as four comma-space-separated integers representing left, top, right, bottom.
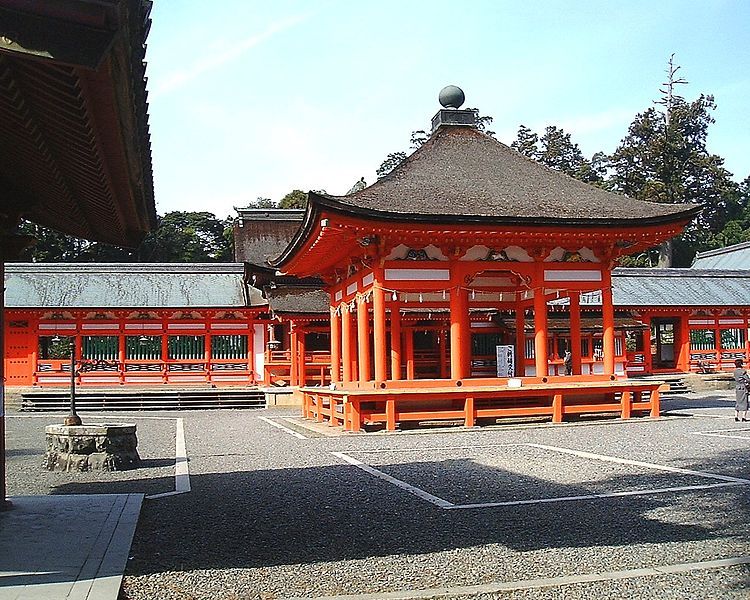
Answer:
496, 345, 515, 378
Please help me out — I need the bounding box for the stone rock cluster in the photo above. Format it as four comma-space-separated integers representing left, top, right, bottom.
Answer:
44, 424, 140, 471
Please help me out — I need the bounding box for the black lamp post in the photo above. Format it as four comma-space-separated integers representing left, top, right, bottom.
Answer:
64, 338, 82, 426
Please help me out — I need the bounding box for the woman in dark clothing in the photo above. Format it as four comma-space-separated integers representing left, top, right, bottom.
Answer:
733, 359, 749, 422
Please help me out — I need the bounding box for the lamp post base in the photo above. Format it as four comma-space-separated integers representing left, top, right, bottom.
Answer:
63, 415, 82, 426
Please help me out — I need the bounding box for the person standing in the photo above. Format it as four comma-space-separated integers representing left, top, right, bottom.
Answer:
733, 359, 749, 422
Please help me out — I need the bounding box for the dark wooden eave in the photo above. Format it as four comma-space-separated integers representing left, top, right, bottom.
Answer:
0, 0, 156, 247
318, 126, 701, 226
272, 125, 700, 272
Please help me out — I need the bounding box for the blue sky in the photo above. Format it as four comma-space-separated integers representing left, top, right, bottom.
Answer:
146, 0, 750, 217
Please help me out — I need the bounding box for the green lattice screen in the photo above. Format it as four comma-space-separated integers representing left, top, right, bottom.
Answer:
211, 335, 248, 359
82, 336, 118, 360
126, 336, 162, 360
690, 329, 715, 350
168, 335, 205, 360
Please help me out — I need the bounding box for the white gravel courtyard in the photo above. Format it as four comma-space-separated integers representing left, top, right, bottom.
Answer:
5, 390, 750, 599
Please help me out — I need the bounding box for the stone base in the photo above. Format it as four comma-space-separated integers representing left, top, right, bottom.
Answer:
44, 423, 140, 472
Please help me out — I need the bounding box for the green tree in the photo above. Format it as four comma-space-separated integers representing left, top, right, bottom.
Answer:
704, 176, 750, 249
537, 125, 588, 177
138, 211, 232, 262
609, 58, 739, 266
245, 197, 277, 208
278, 189, 308, 208
376, 151, 407, 179
378, 111, 496, 179
510, 125, 539, 157
512, 124, 604, 185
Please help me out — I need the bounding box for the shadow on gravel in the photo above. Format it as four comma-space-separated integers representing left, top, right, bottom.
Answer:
661, 394, 735, 412
52, 447, 750, 592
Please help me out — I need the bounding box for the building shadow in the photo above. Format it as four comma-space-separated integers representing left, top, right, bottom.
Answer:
49, 448, 750, 591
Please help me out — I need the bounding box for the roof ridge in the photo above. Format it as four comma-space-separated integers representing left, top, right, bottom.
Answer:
694, 240, 750, 259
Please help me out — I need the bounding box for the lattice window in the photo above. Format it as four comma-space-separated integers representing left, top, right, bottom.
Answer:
690, 329, 716, 351
38, 335, 73, 359
126, 335, 162, 360
720, 328, 745, 350
211, 335, 248, 359
82, 336, 118, 361
168, 335, 205, 360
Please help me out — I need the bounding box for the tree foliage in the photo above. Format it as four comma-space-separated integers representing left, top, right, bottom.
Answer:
512, 124, 605, 185
246, 197, 276, 208
609, 93, 739, 266
15, 211, 234, 263
377, 110, 495, 179
512, 57, 747, 267
376, 151, 407, 179
278, 189, 308, 208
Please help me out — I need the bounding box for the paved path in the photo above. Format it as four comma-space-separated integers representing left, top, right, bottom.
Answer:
0, 493, 143, 600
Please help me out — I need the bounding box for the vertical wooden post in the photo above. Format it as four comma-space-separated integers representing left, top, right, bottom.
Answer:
677, 316, 690, 372
650, 387, 661, 418
404, 328, 415, 380
330, 307, 341, 383
205, 325, 212, 383
438, 330, 449, 379
350, 313, 358, 382
621, 390, 632, 419
450, 285, 470, 380
298, 330, 306, 387
385, 396, 396, 431
373, 281, 387, 382
602, 275, 615, 375
641, 316, 653, 374
357, 296, 371, 382
515, 302, 526, 377
349, 397, 361, 432
161, 322, 169, 384
552, 393, 563, 422
569, 292, 582, 375
328, 394, 337, 426
341, 305, 352, 383
533, 286, 549, 377
464, 395, 475, 427
390, 304, 402, 380
118, 329, 126, 385
290, 328, 299, 386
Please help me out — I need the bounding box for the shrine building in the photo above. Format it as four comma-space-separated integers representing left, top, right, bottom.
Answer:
270, 89, 700, 430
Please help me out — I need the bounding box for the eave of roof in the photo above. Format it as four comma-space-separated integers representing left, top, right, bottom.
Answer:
318, 126, 700, 226
691, 241, 750, 270
4, 262, 266, 308
0, 0, 156, 247
272, 125, 699, 273
612, 267, 750, 307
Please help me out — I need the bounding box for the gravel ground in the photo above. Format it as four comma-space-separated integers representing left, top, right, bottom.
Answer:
5, 392, 750, 599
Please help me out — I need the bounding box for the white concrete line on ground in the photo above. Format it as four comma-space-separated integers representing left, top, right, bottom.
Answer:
527, 443, 750, 484
290, 555, 750, 600
344, 443, 522, 454
447, 482, 744, 510
146, 418, 190, 500
5, 414, 178, 420
691, 427, 750, 441
332, 451, 454, 508
333, 442, 750, 511
258, 416, 308, 439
